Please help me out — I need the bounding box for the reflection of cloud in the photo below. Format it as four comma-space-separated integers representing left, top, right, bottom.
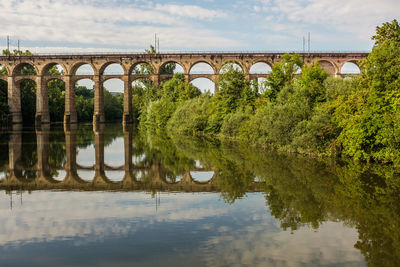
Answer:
202, 221, 364, 266
0, 191, 227, 246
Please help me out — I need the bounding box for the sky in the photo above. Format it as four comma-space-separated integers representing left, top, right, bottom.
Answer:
1, 0, 399, 53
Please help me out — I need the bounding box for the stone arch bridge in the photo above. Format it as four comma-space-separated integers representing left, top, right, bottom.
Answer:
0, 52, 368, 125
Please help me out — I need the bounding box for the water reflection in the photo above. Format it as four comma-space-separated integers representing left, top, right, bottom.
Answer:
0, 124, 399, 266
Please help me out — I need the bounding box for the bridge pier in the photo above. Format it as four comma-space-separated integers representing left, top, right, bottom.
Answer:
35, 76, 50, 125
93, 124, 106, 184
36, 126, 51, 182
64, 75, 77, 124
8, 77, 22, 124
123, 75, 132, 125
93, 75, 105, 124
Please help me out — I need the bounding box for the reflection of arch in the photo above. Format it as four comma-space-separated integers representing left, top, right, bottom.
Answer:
12, 62, 38, 76
71, 62, 96, 75
189, 61, 216, 74
249, 62, 272, 74
219, 61, 244, 74
190, 77, 215, 94
100, 62, 125, 75
41, 62, 67, 76
317, 60, 337, 76
340, 61, 361, 74
190, 171, 215, 183
104, 170, 125, 182
160, 61, 185, 74
130, 62, 155, 75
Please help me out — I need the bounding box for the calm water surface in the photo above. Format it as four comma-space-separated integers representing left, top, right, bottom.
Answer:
0, 124, 399, 266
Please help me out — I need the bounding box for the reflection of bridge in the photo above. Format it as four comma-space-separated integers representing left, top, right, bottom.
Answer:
0, 52, 367, 125
0, 124, 263, 192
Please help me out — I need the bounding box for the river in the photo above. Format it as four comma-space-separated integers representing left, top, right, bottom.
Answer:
0, 123, 398, 266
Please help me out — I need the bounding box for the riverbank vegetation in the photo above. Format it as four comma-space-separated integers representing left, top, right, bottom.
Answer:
136, 20, 400, 167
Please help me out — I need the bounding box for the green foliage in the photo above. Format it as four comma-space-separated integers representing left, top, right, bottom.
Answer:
20, 79, 36, 124
75, 86, 94, 122
0, 80, 8, 118
104, 90, 123, 121
162, 73, 201, 102
140, 73, 201, 131
2, 49, 33, 56
333, 19, 400, 165
265, 53, 303, 101
167, 95, 212, 134
220, 109, 251, 138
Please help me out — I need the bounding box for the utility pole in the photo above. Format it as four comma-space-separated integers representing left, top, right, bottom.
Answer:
308, 32, 310, 53
303, 36, 305, 52
158, 37, 160, 53
154, 33, 157, 53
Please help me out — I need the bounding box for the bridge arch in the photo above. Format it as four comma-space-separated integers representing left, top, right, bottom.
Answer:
190, 77, 216, 94
12, 62, 38, 76
41, 62, 67, 76
249, 62, 272, 74
219, 61, 244, 74
0, 63, 9, 76
317, 60, 337, 76
130, 62, 155, 75
159, 61, 185, 74
189, 61, 216, 74
103, 78, 124, 93
340, 61, 361, 75
132, 78, 154, 89
71, 62, 96, 76
100, 62, 126, 76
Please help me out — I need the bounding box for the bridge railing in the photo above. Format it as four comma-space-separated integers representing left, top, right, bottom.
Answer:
0, 50, 370, 57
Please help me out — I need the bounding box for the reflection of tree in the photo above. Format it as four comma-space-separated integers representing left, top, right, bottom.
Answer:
2, 123, 400, 266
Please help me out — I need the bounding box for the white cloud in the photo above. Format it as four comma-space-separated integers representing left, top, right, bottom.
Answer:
257, 0, 400, 41
1, 0, 239, 51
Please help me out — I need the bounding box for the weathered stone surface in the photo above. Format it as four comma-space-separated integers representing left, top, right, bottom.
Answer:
0, 52, 368, 124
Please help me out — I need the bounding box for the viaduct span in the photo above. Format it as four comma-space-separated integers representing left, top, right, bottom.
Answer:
0, 52, 368, 125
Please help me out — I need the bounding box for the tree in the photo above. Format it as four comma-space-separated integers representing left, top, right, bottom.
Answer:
265, 53, 303, 102
334, 19, 400, 165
